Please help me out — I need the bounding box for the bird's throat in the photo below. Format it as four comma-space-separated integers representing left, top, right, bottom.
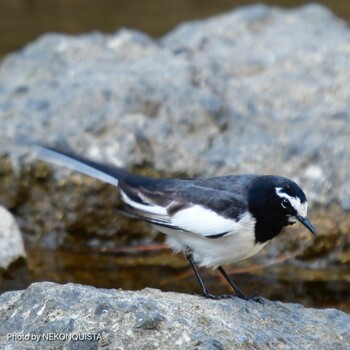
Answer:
254, 220, 284, 244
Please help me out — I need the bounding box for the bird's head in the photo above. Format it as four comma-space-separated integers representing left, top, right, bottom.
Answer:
274, 183, 316, 235
249, 176, 316, 241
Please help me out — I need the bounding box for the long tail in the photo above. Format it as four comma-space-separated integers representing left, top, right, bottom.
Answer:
32, 144, 126, 187
32, 144, 177, 228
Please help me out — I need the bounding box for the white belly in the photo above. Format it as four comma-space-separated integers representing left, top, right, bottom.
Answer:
153, 224, 268, 269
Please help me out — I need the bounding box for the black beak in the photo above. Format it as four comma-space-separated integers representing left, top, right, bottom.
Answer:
296, 215, 317, 235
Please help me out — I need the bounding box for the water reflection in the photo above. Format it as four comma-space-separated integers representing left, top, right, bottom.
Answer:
2, 246, 349, 313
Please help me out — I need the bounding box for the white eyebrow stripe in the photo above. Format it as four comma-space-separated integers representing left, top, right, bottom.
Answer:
275, 187, 308, 217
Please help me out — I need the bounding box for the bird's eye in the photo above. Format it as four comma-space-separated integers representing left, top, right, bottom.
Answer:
281, 198, 290, 209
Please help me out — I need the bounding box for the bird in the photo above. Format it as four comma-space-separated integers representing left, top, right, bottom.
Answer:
32, 145, 316, 302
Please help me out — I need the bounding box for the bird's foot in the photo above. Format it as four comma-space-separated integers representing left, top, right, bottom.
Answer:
235, 291, 264, 304
201, 292, 234, 300
202, 291, 264, 304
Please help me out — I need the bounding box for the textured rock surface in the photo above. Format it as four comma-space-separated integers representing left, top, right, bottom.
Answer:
0, 206, 25, 269
0, 5, 349, 263
1, 282, 349, 350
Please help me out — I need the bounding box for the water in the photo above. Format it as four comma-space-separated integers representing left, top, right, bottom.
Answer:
2, 244, 350, 312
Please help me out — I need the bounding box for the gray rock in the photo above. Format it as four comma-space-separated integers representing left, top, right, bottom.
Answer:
134, 310, 165, 330
0, 206, 26, 269
0, 5, 349, 263
0, 282, 349, 350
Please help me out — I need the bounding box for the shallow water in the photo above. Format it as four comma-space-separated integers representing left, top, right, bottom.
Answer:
2, 244, 350, 313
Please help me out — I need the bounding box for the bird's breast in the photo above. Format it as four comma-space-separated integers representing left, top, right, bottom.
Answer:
157, 214, 268, 268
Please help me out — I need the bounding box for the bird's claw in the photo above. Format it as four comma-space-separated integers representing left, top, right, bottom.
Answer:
236, 291, 265, 304
202, 291, 264, 304
201, 292, 233, 300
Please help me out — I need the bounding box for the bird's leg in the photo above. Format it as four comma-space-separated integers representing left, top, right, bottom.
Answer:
186, 253, 263, 302
186, 253, 230, 300
217, 266, 264, 304
186, 252, 211, 297
217, 266, 244, 295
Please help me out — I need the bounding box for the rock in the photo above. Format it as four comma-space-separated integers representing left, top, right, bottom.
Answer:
0, 206, 26, 269
0, 282, 349, 350
0, 4, 349, 265
134, 310, 165, 330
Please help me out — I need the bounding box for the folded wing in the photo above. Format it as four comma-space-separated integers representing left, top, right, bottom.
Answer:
119, 180, 248, 238
33, 145, 249, 238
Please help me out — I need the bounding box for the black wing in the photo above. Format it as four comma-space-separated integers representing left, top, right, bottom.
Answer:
33, 145, 253, 237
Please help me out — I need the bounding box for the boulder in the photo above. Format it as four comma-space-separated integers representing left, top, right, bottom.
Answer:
1, 282, 349, 350
0, 4, 349, 279
0, 206, 26, 269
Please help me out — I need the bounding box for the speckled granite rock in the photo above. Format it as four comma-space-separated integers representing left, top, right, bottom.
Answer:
1, 282, 349, 350
0, 4, 349, 264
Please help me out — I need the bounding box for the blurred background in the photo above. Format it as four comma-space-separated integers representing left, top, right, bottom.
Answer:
1, 0, 349, 59
1, 0, 350, 314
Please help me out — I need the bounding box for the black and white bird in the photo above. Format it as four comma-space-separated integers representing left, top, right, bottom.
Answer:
33, 145, 316, 302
